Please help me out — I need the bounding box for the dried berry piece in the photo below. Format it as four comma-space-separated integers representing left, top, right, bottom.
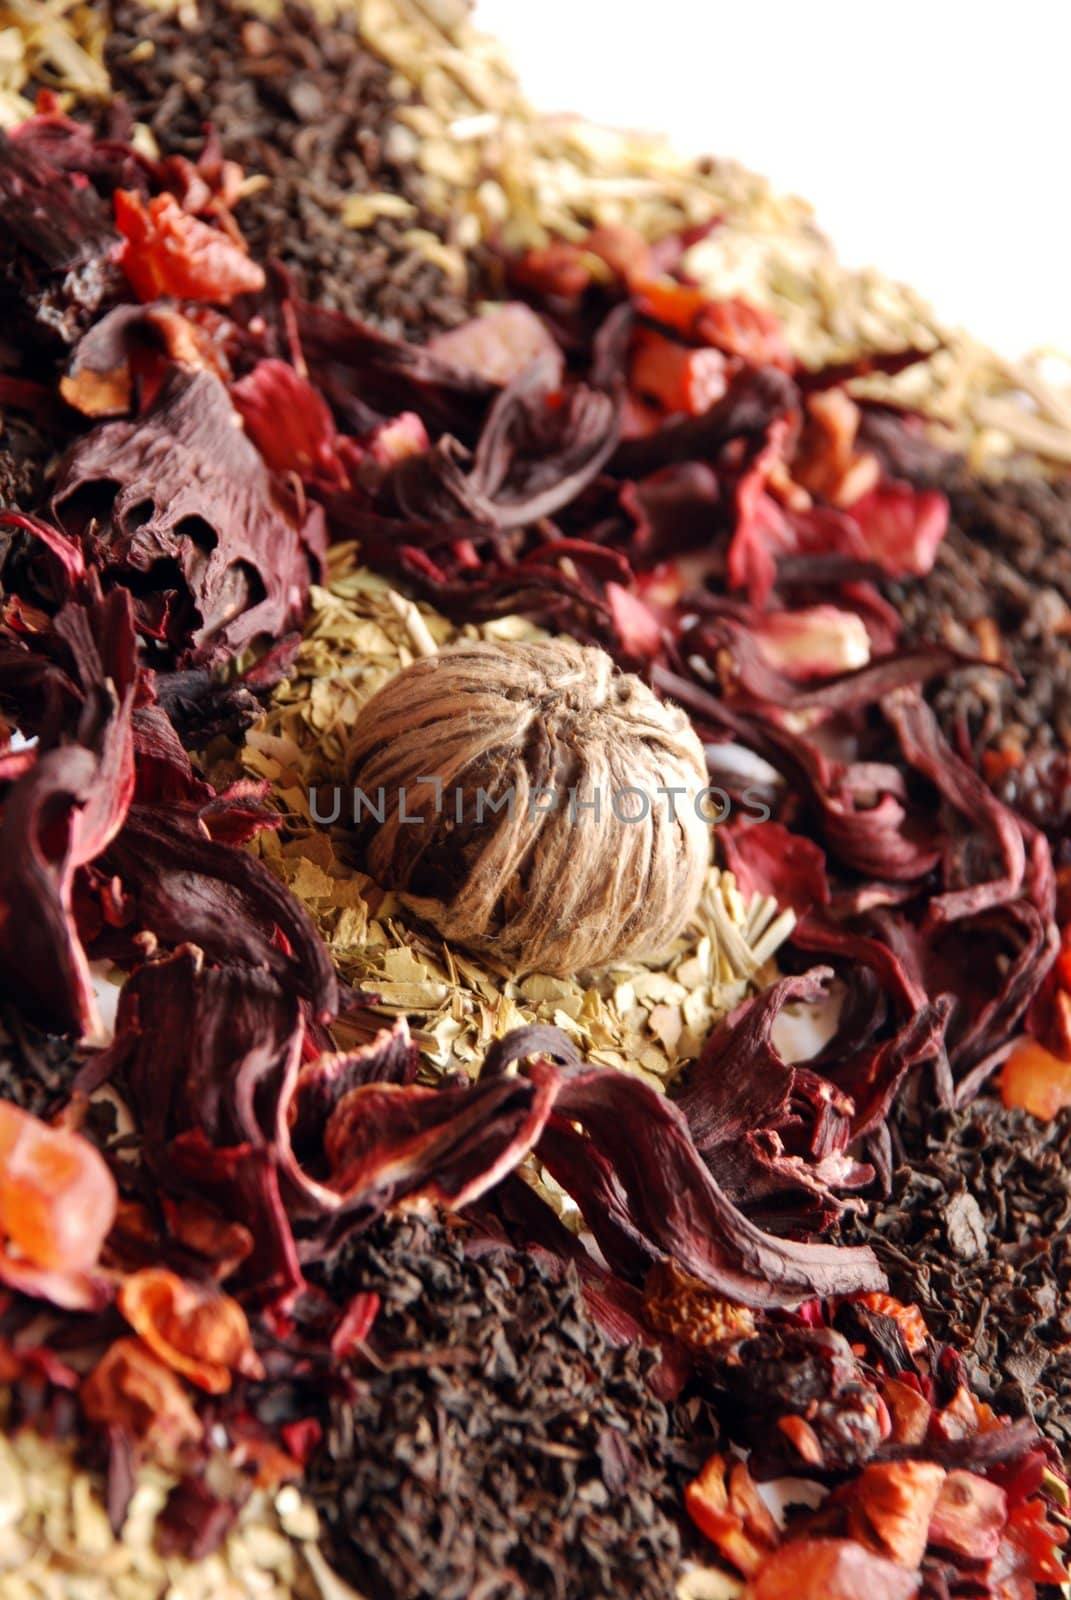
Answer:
644, 1259, 756, 1350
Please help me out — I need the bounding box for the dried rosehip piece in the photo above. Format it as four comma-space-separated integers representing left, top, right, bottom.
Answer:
0, 1101, 116, 1272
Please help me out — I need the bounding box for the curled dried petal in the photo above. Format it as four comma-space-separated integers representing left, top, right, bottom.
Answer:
81, 1336, 203, 1459
118, 1267, 263, 1394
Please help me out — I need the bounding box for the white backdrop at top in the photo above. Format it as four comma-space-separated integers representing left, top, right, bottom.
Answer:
474, 0, 1071, 360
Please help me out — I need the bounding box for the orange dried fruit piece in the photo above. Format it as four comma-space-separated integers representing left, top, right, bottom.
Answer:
630, 329, 728, 416
685, 1452, 778, 1576
82, 1336, 203, 1460
114, 189, 266, 305
1000, 1038, 1071, 1120
118, 1267, 264, 1394
745, 1537, 922, 1599
846, 1461, 946, 1568
0, 1101, 117, 1272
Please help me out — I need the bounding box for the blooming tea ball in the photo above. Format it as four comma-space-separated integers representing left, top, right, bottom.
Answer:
344, 638, 711, 975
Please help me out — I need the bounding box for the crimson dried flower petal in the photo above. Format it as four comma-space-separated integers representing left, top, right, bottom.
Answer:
52, 365, 326, 668
0, 588, 136, 1038
61, 302, 230, 419
230, 358, 344, 483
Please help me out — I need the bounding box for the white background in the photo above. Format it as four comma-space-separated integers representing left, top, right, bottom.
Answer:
475, 0, 1071, 360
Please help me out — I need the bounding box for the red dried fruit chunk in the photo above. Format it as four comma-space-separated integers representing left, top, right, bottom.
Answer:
584, 224, 652, 284
746, 1538, 921, 1600
511, 240, 592, 300
118, 1267, 264, 1394
846, 1461, 946, 1569
81, 1336, 203, 1460
0, 1101, 117, 1272
634, 280, 791, 368
428, 303, 565, 388
114, 189, 266, 304
1001, 1037, 1071, 1120
794, 389, 880, 506
927, 1470, 1007, 1562
630, 329, 727, 415
751, 606, 870, 681
777, 1413, 825, 1465
994, 1500, 1069, 1588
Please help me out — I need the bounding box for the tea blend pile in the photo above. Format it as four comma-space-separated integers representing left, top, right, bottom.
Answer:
1, 2, 1071, 1598
840, 1095, 1071, 1452
100, 0, 476, 339
308, 1213, 692, 1600
885, 461, 1071, 851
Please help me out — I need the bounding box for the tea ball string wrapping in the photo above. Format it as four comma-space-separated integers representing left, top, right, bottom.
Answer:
344, 638, 711, 975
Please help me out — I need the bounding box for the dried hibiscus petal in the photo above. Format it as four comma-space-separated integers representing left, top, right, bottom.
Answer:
230, 358, 344, 484
114, 189, 266, 305
0, 1100, 116, 1272
118, 1267, 264, 1394
52, 365, 326, 668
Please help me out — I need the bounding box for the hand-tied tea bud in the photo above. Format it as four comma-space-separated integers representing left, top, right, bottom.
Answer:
344, 638, 711, 975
